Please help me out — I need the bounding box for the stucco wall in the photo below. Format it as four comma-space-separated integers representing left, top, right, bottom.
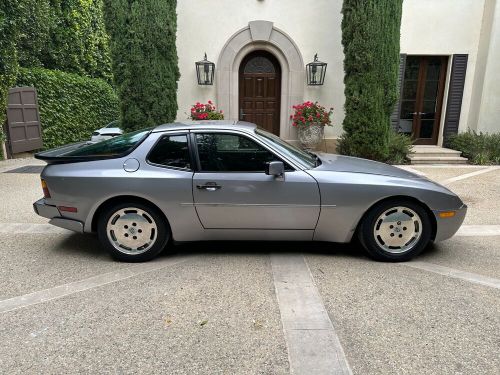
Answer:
176, 0, 498, 142
176, 0, 345, 139
476, 0, 500, 134
401, 0, 486, 143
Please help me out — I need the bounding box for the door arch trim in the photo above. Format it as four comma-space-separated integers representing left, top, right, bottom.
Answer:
217, 21, 304, 140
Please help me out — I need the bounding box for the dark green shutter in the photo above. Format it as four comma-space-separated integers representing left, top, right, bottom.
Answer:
443, 54, 468, 141
391, 54, 407, 131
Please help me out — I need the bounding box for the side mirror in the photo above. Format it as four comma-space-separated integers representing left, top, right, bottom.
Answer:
265, 161, 285, 176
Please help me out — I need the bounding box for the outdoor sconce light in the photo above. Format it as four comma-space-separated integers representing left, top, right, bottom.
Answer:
306, 54, 327, 86
195, 53, 215, 85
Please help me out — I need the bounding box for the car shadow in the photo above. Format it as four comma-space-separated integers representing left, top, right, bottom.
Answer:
55, 233, 370, 262
170, 239, 368, 260
51, 233, 109, 260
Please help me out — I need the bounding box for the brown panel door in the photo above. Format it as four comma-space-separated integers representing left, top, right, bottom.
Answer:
6, 87, 43, 153
399, 56, 448, 145
239, 51, 281, 135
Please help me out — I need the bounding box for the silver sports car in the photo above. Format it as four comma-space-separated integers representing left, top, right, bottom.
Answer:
33, 121, 466, 262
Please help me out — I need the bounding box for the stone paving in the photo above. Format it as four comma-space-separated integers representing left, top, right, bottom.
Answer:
0, 157, 498, 374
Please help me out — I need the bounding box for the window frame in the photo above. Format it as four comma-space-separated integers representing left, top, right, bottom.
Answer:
146, 131, 194, 172
190, 130, 296, 173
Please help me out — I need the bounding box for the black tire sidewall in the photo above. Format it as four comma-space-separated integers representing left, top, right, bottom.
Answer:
359, 200, 432, 262
97, 202, 169, 262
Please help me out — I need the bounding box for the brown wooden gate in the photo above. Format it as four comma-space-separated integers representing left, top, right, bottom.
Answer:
6, 87, 43, 154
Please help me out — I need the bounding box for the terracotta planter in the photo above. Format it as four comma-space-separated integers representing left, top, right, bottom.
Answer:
297, 123, 324, 150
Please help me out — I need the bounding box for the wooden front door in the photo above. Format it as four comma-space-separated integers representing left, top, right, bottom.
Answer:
239, 51, 281, 135
399, 56, 448, 145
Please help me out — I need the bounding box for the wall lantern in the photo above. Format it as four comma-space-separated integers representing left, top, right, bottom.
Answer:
306, 54, 327, 86
195, 53, 215, 85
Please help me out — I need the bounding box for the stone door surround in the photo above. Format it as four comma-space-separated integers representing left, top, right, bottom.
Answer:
217, 20, 304, 140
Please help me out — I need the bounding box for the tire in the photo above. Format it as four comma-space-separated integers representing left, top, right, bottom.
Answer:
97, 202, 169, 262
358, 199, 432, 262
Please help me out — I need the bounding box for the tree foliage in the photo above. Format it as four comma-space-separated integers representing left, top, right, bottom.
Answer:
16, 67, 119, 149
0, 1, 20, 158
15, 0, 112, 81
104, 0, 180, 131
338, 0, 403, 161
0, 0, 113, 158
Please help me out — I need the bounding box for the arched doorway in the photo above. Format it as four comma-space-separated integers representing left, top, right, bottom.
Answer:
238, 50, 281, 135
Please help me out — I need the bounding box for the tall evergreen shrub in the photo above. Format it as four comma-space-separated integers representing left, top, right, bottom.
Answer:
338, 0, 403, 161
104, 0, 180, 131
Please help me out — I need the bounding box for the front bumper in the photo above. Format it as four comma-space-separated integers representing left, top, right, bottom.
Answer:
433, 204, 467, 242
33, 199, 84, 233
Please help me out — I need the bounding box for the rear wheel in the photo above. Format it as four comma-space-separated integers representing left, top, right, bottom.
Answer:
358, 199, 432, 262
97, 202, 169, 262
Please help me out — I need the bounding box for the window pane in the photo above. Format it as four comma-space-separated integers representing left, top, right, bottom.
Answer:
65, 128, 151, 157
400, 100, 416, 119
196, 133, 277, 172
404, 57, 420, 80
148, 134, 191, 169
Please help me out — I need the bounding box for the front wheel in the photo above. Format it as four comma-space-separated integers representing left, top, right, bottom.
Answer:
97, 202, 169, 262
358, 200, 432, 262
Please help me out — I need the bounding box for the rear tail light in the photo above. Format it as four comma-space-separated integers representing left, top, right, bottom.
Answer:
41, 179, 51, 198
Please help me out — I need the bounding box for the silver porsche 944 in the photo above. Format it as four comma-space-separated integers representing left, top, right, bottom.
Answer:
33, 121, 466, 262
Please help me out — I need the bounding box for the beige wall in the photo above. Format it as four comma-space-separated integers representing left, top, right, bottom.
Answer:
401, 0, 487, 144
176, 0, 500, 142
176, 0, 345, 139
475, 0, 500, 134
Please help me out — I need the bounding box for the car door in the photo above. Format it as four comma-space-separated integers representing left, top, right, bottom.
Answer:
191, 131, 320, 230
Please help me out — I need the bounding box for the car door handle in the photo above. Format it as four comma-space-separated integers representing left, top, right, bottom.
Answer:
196, 182, 222, 191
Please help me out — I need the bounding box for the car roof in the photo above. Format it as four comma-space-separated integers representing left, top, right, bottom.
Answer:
152, 120, 257, 133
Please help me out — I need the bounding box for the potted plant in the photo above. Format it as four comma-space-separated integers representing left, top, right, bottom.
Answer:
190, 100, 224, 120
291, 101, 333, 150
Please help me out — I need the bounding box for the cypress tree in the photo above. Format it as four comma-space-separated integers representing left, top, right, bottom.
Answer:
338, 0, 403, 161
104, 0, 180, 131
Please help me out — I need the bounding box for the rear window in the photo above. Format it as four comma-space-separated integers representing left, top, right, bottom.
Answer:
65, 128, 151, 157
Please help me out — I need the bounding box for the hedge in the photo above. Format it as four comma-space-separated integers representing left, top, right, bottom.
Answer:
14, 0, 112, 81
0, 0, 20, 159
448, 130, 500, 165
16, 67, 119, 149
104, 0, 180, 131
338, 0, 403, 161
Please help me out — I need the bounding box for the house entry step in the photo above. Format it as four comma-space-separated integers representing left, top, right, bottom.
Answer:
409, 146, 468, 165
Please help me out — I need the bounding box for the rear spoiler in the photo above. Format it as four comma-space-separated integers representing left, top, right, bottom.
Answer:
34, 141, 112, 164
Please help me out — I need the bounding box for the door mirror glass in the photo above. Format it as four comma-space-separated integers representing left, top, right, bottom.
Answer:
265, 161, 284, 176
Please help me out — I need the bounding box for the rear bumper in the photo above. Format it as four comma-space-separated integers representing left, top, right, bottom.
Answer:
33, 199, 84, 233
433, 204, 467, 242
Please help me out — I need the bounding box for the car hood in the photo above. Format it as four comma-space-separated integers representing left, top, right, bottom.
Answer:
313, 153, 422, 179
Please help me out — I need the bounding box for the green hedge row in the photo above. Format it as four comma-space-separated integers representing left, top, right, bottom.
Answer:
13, 0, 112, 81
16, 67, 119, 149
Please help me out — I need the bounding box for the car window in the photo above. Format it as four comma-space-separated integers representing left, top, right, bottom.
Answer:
195, 133, 290, 172
64, 128, 151, 157
148, 134, 191, 170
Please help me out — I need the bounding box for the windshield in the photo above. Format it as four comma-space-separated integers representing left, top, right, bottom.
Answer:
65, 128, 151, 157
255, 129, 317, 168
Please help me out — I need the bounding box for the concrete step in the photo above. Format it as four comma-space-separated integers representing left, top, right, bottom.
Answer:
408, 155, 468, 165
411, 146, 463, 158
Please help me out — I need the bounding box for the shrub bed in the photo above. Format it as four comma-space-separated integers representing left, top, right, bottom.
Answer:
448, 130, 500, 165
16, 67, 119, 149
